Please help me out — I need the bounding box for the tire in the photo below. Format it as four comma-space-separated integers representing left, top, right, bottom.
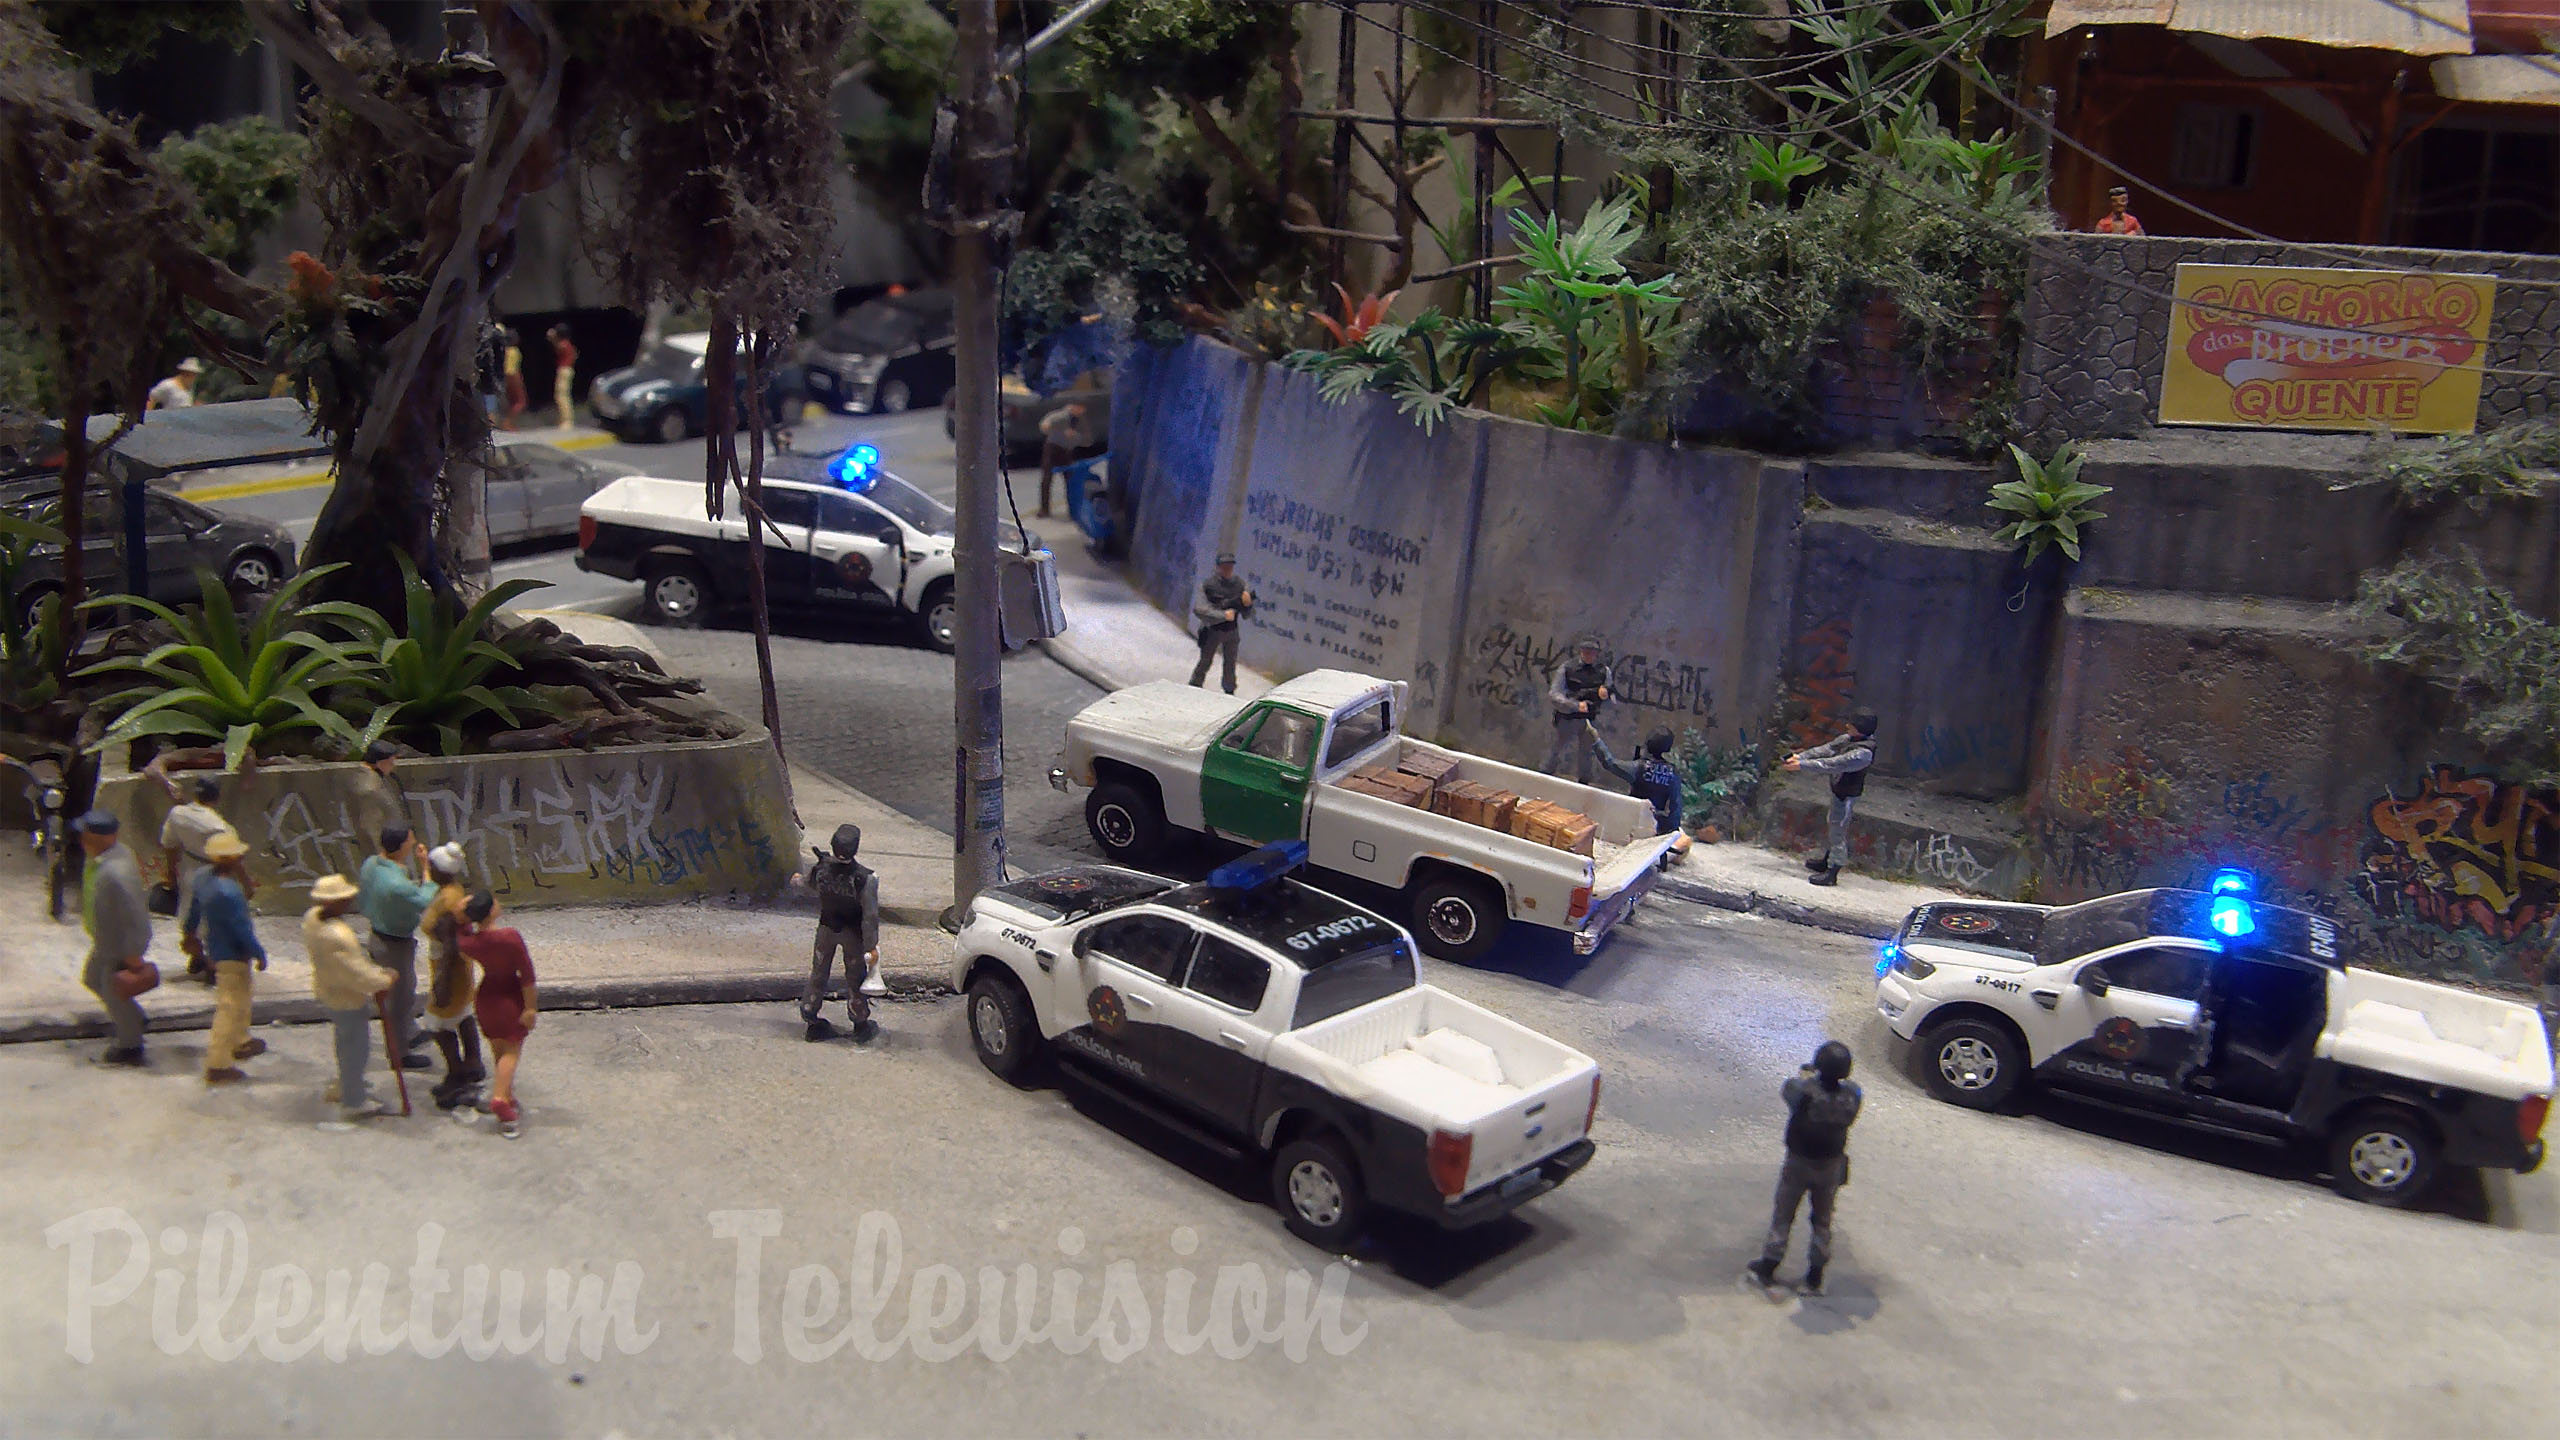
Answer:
1409, 871, 1507, 964
2327, 1107, 2440, 1206
917, 579, 957, 653
653, 407, 690, 445
966, 972, 1044, 1086
641, 560, 711, 627
13, 584, 60, 634
224, 549, 282, 593
1271, 1133, 1369, 1250
1084, 780, 1167, 865
875, 378, 913, 414
1919, 1017, 2023, 1111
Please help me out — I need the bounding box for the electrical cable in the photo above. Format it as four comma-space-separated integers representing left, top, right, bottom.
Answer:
1330, 0, 2560, 376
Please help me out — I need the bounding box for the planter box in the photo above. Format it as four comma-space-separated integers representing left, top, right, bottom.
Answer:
101, 734, 798, 914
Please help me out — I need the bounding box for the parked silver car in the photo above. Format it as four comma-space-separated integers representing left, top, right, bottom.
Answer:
486, 441, 616, 545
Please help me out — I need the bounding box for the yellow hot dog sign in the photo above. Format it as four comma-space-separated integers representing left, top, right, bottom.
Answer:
2159, 263, 2495, 434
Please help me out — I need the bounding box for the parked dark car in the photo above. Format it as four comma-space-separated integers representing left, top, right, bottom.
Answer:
2, 480, 298, 626
486, 441, 618, 545
804, 290, 957, 415
947, 374, 1113, 464
588, 333, 795, 445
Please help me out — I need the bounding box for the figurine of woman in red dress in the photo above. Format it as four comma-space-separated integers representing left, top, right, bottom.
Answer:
458, 891, 538, 1139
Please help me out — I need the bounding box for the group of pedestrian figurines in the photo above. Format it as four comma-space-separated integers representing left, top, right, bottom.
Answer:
75, 744, 538, 1138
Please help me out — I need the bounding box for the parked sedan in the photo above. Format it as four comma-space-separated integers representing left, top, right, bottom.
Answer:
2, 480, 297, 625
588, 333, 794, 445
804, 289, 957, 415
486, 441, 616, 545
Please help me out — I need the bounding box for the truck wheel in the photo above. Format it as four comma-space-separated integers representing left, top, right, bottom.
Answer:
967, 973, 1044, 1086
1085, 781, 1166, 865
641, 561, 710, 627
1272, 1134, 1368, 1251
1919, 1017, 2022, 1111
2327, 1108, 2439, 1206
1410, 872, 1506, 964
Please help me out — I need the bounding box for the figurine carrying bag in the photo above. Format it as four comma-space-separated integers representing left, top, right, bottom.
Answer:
113, 958, 161, 999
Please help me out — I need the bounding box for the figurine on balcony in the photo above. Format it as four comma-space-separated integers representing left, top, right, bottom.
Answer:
2092, 185, 2145, 236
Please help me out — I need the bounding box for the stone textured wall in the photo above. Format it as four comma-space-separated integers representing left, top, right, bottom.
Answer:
103, 735, 798, 915
2017, 233, 2560, 444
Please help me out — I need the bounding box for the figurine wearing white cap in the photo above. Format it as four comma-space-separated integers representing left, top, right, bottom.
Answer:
417, 843, 487, 1107
148, 357, 202, 411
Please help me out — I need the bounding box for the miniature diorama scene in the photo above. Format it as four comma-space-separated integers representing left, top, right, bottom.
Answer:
2, 3, 2555, 1438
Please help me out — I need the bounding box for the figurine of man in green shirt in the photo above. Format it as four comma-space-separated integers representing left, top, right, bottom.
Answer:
357, 824, 441, 1070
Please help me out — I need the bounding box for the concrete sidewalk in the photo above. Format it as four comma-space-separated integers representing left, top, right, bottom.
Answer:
1040, 534, 1275, 699
1657, 839, 1956, 940
0, 764, 954, 1046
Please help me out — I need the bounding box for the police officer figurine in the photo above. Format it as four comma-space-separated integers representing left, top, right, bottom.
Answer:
1747, 1040, 1862, 1297
1783, 710, 1877, 886
1189, 553, 1253, 694
1542, 636, 1612, 784
1595, 727, 1692, 864
802, 824, 881, 1043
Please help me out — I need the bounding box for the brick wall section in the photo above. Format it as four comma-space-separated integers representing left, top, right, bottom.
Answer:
2017, 233, 2560, 445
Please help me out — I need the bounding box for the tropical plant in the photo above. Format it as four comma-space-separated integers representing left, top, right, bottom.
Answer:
1675, 731, 1765, 824
1920, 132, 2040, 209
1315, 284, 1401, 347
1284, 311, 1540, 434
313, 552, 559, 757
75, 563, 373, 770
1423, 171, 1571, 272
1222, 281, 1329, 361
0, 504, 64, 711
1493, 193, 1684, 432
1741, 139, 1826, 208
1987, 442, 2108, 564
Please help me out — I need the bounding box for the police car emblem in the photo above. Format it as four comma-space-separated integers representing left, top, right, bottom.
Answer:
2095, 1015, 2144, 1060
1088, 986, 1127, 1035
1935, 911, 1998, 935
836, 551, 873, 588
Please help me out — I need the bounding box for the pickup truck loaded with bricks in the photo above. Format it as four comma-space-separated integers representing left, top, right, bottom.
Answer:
1048, 669, 1678, 961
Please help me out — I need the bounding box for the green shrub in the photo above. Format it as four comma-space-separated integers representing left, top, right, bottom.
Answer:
313, 553, 559, 756
77, 563, 368, 770
1987, 442, 2107, 564
2354, 551, 2560, 783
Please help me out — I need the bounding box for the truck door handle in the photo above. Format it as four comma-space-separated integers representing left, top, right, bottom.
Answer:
1125, 994, 1153, 1010
2031, 990, 2059, 1010
1218, 1031, 1249, 1049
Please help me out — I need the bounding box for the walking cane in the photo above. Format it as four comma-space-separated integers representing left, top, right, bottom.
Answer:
375, 993, 412, 1115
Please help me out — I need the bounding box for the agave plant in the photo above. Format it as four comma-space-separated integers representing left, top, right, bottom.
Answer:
315, 552, 559, 756
1988, 442, 2110, 565
77, 563, 371, 770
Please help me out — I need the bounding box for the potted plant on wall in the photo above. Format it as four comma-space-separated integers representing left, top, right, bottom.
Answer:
1987, 441, 2108, 607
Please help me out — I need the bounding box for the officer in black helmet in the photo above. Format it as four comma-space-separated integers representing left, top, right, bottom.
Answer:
1784, 710, 1879, 887
1747, 1040, 1862, 1297
799, 823, 880, 1043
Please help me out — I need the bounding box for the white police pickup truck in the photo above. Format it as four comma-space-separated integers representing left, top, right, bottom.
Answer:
954, 842, 1602, 1248
1876, 872, 2552, 1205
1046, 669, 1677, 962
575, 444, 1039, 652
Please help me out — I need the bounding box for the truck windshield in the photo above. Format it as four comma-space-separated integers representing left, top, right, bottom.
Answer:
1289, 940, 1416, 1029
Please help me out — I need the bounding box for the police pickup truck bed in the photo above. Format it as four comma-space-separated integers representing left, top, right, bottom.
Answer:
954, 844, 1601, 1248
1876, 876, 2552, 1205
1047, 670, 1676, 962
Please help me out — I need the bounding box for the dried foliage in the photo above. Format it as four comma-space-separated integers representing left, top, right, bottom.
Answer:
2354, 551, 2560, 784
2365, 421, 2560, 510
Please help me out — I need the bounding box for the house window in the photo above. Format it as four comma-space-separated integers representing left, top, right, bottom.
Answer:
2171, 102, 2259, 189
2404, 123, 2560, 254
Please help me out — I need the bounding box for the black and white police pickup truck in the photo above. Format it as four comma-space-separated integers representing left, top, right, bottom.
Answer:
953, 842, 1602, 1248
1876, 872, 2552, 1205
574, 445, 1039, 652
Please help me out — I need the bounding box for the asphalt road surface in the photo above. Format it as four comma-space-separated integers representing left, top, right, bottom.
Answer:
5, 897, 2550, 1438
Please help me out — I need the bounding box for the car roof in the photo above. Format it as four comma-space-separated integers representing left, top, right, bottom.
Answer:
1266, 669, 1396, 715
660, 333, 711, 356
988, 866, 1175, 923
1150, 876, 1403, 968
2038, 888, 2344, 970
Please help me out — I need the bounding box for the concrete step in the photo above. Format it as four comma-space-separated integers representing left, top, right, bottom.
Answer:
1759, 771, 2029, 898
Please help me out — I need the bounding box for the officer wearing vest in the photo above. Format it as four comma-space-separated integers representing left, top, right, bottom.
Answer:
1594, 727, 1692, 864
1747, 1040, 1862, 1296
800, 824, 880, 1043
1784, 710, 1878, 887
1541, 636, 1612, 784
1188, 554, 1254, 695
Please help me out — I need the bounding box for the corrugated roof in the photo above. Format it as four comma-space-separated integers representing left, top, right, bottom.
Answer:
2048, 0, 2475, 53
2432, 52, 2560, 101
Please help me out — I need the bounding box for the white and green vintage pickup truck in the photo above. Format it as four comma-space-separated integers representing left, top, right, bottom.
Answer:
1046, 669, 1677, 961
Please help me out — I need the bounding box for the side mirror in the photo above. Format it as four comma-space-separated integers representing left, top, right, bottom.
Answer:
2078, 968, 2110, 998
1070, 930, 1092, 959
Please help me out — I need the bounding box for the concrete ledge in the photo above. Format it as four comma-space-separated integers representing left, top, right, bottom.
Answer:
105, 733, 798, 914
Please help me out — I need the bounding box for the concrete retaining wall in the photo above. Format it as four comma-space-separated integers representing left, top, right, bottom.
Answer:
103, 734, 798, 915
2018, 233, 2560, 444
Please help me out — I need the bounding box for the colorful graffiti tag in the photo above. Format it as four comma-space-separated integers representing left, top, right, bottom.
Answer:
1784, 617, 1855, 750
2356, 766, 2560, 942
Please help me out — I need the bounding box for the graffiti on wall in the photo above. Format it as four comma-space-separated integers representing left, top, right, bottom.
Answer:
1463, 623, 1719, 719
2032, 748, 2351, 901
1784, 617, 1854, 749
1240, 490, 1422, 672
262, 758, 779, 898
2356, 766, 2560, 942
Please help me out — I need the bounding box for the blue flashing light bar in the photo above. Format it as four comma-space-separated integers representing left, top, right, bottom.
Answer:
829, 443, 882, 491
1208, 840, 1308, 893
2208, 894, 2257, 939
2207, 868, 2254, 896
